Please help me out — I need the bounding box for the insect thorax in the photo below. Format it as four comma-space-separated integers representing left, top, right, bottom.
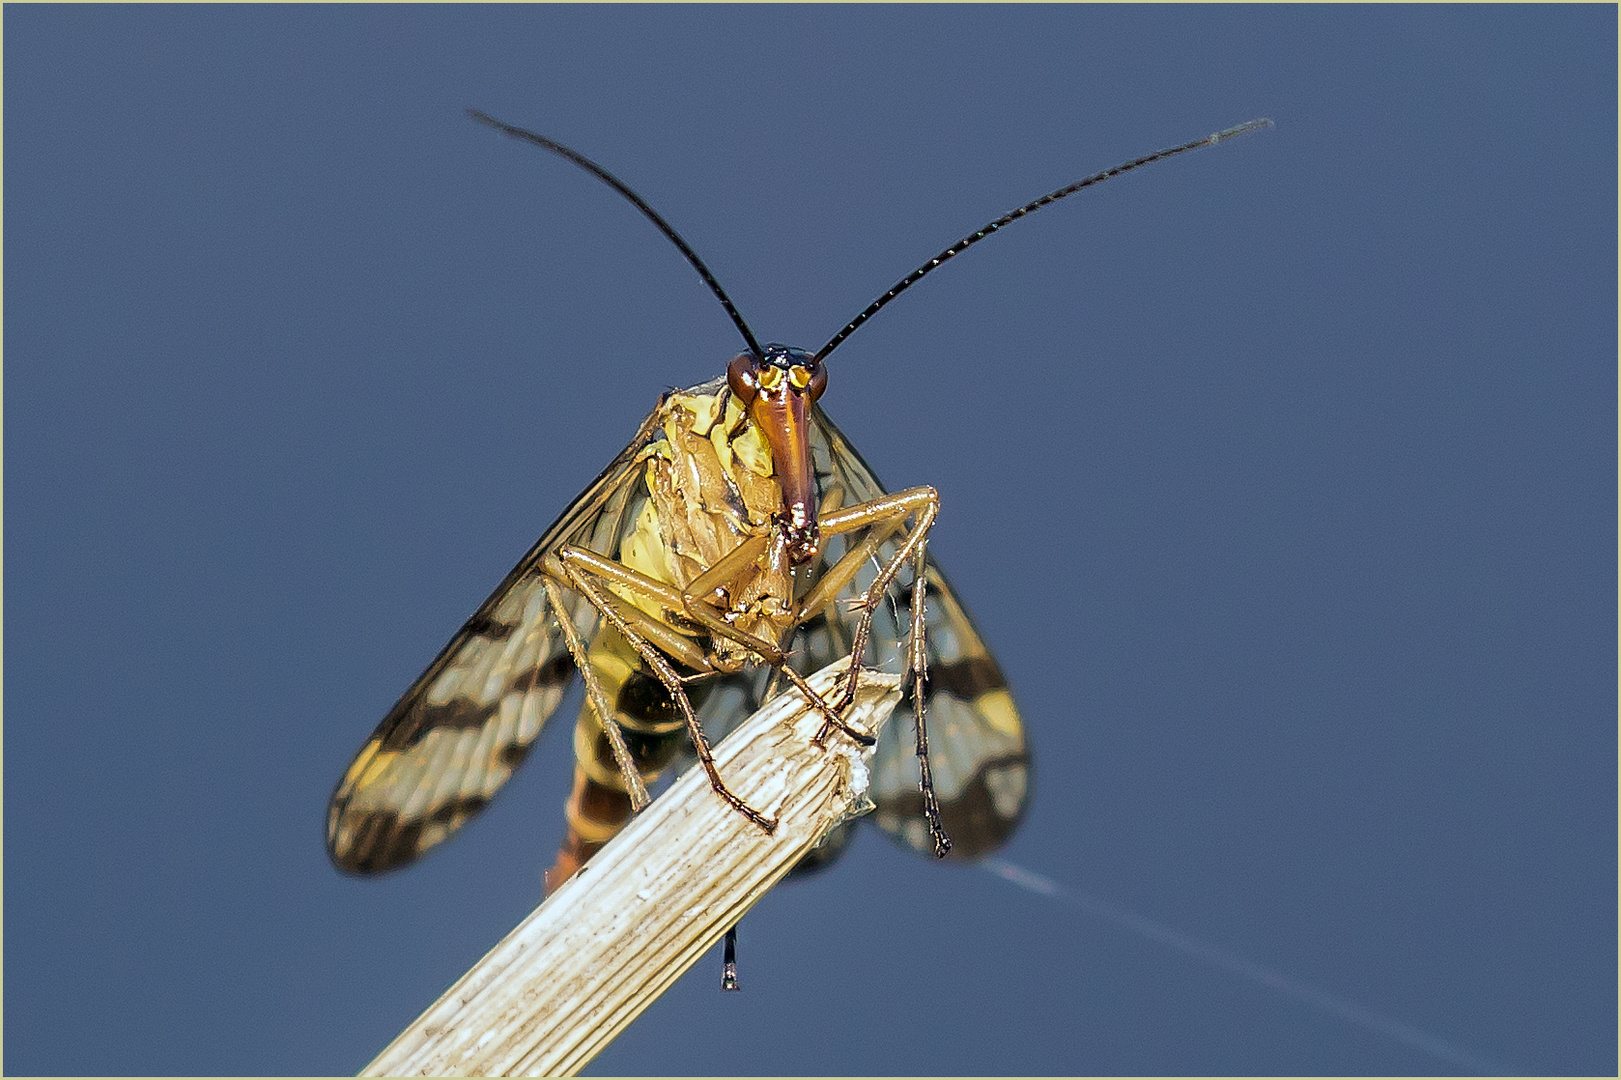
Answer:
617, 379, 795, 668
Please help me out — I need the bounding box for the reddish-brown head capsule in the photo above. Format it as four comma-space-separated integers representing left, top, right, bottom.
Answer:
727, 344, 827, 564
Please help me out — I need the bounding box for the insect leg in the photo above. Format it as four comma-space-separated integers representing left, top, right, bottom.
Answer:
793, 516, 906, 626
679, 589, 876, 746
721, 925, 740, 992
547, 547, 713, 668
904, 531, 950, 857
810, 486, 940, 716
541, 550, 736, 889
557, 551, 780, 834
679, 536, 875, 746
803, 486, 951, 856
539, 572, 651, 814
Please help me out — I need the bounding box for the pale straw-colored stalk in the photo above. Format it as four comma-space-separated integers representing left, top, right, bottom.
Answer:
362, 661, 902, 1077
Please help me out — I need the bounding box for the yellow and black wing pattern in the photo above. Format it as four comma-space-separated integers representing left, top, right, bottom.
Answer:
325, 414, 662, 874
794, 405, 1032, 863
327, 395, 1029, 876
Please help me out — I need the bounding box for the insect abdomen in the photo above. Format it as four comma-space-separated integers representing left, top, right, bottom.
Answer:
544, 633, 707, 892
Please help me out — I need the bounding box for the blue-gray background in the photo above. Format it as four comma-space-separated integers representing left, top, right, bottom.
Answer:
6, 7, 1614, 1076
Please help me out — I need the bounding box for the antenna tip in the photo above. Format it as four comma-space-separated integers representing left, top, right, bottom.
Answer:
467, 109, 511, 135
1210, 118, 1275, 145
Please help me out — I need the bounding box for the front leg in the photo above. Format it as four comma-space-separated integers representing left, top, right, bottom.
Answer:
679, 533, 877, 747
807, 487, 939, 715
798, 485, 950, 856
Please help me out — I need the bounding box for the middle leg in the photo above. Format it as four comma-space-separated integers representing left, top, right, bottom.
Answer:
556, 547, 779, 834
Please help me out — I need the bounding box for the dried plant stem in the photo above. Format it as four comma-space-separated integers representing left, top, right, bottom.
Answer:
362, 662, 902, 1077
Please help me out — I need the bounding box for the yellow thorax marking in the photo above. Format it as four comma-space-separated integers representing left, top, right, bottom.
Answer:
616, 388, 780, 623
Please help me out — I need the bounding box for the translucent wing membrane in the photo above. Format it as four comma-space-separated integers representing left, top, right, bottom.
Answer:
668, 403, 1032, 869
329, 388, 1030, 877
803, 406, 1031, 859
325, 412, 665, 873
325, 582, 581, 872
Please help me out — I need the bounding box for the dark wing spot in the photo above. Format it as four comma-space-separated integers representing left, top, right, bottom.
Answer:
498, 740, 534, 768
430, 795, 486, 824
918, 655, 1007, 701
378, 654, 574, 753
517, 652, 575, 692
331, 795, 496, 875
462, 613, 521, 642
336, 810, 424, 874
378, 697, 496, 752
875, 751, 1030, 859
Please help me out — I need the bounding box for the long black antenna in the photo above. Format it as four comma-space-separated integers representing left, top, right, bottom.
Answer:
468, 109, 765, 359
815, 118, 1273, 362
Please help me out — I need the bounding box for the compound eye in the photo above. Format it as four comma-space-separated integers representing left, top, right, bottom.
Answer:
788, 365, 812, 391
806, 361, 828, 402
757, 364, 785, 392
726, 353, 759, 405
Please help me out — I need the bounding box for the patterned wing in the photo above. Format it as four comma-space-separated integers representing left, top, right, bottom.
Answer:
326, 409, 664, 874
797, 405, 1032, 860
